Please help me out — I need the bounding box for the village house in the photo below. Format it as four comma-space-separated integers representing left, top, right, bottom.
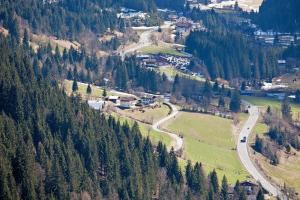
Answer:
107, 96, 120, 104
137, 96, 156, 106
119, 96, 137, 109
88, 100, 105, 110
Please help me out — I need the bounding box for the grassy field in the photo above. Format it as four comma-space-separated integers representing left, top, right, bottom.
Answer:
242, 96, 300, 120
63, 80, 126, 99
139, 45, 186, 57
158, 66, 205, 82
112, 113, 172, 148
261, 157, 300, 194
251, 147, 300, 194
120, 104, 170, 124
163, 112, 249, 184
63, 80, 105, 99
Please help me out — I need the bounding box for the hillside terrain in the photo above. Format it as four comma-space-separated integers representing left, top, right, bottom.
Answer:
0, 0, 300, 199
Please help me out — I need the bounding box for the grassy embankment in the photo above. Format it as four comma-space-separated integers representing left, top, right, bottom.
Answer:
158, 66, 206, 82
242, 96, 300, 120
244, 96, 300, 193
162, 111, 250, 184
139, 45, 187, 57
249, 120, 300, 193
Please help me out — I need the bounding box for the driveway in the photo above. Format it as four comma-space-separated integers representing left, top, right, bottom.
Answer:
152, 102, 183, 152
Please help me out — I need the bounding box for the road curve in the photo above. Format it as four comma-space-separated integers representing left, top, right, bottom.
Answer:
119, 27, 158, 60
152, 102, 183, 152
237, 101, 282, 198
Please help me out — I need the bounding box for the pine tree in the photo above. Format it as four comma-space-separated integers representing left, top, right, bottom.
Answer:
230, 90, 241, 112
23, 29, 29, 48
203, 79, 212, 98
102, 88, 107, 97
72, 78, 78, 92
234, 180, 240, 194
239, 188, 246, 200
256, 188, 264, 200
295, 90, 300, 104
218, 96, 225, 108
281, 97, 292, 121
172, 74, 180, 93
220, 175, 228, 200
241, 81, 246, 91
213, 81, 219, 92
87, 84, 92, 94
266, 106, 271, 114
209, 169, 219, 193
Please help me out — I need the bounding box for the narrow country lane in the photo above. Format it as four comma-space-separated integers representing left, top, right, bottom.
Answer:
152, 102, 183, 152
237, 101, 284, 198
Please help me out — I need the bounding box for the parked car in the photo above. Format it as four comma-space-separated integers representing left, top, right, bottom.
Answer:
240, 136, 247, 143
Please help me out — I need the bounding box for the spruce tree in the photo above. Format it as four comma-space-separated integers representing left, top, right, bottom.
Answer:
281, 97, 292, 121
220, 175, 229, 200
87, 84, 92, 94
102, 88, 107, 97
72, 78, 78, 92
295, 90, 300, 104
209, 169, 219, 193
256, 188, 264, 200
230, 90, 241, 112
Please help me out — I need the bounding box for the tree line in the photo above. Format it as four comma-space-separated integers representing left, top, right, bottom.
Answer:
186, 30, 279, 80
252, 0, 300, 33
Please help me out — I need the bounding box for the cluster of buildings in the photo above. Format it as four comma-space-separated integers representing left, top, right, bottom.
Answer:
108, 95, 158, 109
254, 30, 299, 47
137, 54, 191, 69
88, 94, 159, 110
117, 7, 149, 26
166, 14, 207, 37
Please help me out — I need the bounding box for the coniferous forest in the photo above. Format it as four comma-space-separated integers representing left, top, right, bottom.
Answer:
186, 30, 278, 80
253, 0, 300, 32
0, 31, 249, 199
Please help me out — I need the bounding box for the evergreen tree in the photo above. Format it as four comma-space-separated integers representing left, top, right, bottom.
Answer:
87, 84, 92, 94
209, 169, 219, 193
238, 189, 246, 200
241, 81, 246, 91
266, 106, 271, 114
256, 188, 264, 200
218, 96, 225, 108
295, 90, 300, 104
23, 29, 29, 48
203, 79, 212, 98
213, 81, 219, 92
281, 97, 292, 121
72, 78, 78, 92
220, 175, 229, 200
102, 88, 107, 97
172, 74, 180, 93
230, 90, 241, 112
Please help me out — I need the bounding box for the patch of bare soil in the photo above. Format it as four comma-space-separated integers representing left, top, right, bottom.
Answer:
0, 26, 9, 37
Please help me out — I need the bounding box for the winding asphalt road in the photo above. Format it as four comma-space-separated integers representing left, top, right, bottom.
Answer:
237, 101, 283, 198
152, 102, 183, 152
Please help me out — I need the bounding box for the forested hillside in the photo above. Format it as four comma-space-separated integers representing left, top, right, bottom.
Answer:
186, 30, 278, 80
0, 0, 158, 40
0, 31, 253, 199
155, 0, 185, 11
253, 0, 300, 32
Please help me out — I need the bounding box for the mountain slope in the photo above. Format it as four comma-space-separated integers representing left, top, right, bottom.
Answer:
254, 0, 300, 32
